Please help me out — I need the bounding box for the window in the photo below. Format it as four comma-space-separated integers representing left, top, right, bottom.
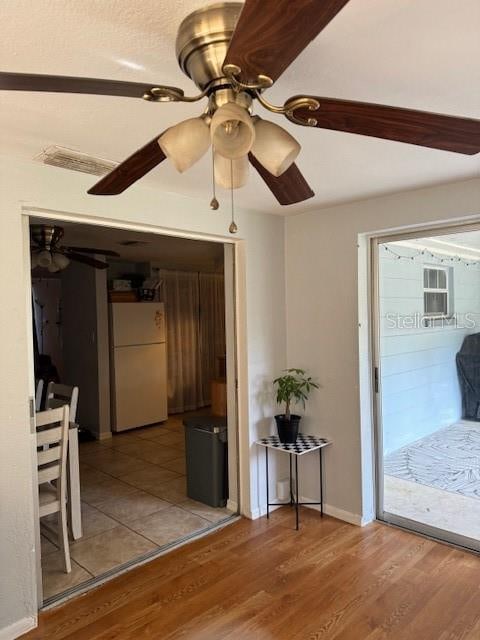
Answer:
423, 267, 449, 317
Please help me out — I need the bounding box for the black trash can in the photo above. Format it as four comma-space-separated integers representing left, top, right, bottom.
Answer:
183, 416, 228, 508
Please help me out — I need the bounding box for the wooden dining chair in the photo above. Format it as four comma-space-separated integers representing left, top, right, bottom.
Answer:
45, 382, 79, 422
35, 379, 44, 412
36, 405, 71, 574
44, 381, 83, 540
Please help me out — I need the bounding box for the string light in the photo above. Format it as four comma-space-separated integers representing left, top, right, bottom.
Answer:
382, 245, 480, 269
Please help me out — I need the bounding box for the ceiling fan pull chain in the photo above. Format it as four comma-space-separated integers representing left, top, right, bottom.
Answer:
228, 159, 238, 234
210, 147, 219, 210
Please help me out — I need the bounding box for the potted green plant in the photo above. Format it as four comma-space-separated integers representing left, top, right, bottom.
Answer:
273, 368, 319, 443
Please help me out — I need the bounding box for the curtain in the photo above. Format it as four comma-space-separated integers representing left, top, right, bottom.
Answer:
160, 270, 226, 414
199, 273, 226, 402
160, 270, 203, 413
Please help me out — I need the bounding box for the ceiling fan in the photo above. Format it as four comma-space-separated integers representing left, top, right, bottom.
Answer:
30, 225, 119, 271
2, 0, 479, 211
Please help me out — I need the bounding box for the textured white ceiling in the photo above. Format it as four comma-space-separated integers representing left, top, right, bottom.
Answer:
30, 217, 224, 271
2, 0, 480, 215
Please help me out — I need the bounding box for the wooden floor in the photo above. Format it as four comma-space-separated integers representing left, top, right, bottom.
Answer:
23, 507, 480, 640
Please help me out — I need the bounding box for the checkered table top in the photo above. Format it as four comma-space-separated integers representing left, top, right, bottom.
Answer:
256, 434, 331, 455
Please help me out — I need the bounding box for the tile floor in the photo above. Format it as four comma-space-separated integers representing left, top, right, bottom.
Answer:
41, 413, 234, 601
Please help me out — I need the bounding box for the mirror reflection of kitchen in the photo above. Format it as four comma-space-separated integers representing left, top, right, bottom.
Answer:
31, 218, 238, 605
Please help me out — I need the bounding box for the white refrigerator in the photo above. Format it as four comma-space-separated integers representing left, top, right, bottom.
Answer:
110, 302, 168, 432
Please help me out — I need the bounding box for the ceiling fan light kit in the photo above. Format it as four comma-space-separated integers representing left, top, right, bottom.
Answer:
210, 101, 256, 159
2, 0, 480, 233
158, 116, 210, 173
37, 250, 53, 268
52, 253, 70, 270
251, 117, 301, 177
47, 262, 61, 273
214, 152, 249, 189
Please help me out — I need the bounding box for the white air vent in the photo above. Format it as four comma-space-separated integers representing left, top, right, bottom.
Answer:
34, 145, 118, 176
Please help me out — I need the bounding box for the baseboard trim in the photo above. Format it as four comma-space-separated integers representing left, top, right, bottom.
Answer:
226, 499, 238, 513
247, 501, 283, 520
0, 616, 36, 640
300, 496, 372, 527
248, 496, 372, 527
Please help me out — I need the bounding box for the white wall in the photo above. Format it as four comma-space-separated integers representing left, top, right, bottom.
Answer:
61, 261, 110, 438
0, 155, 286, 635
379, 244, 480, 454
285, 178, 480, 525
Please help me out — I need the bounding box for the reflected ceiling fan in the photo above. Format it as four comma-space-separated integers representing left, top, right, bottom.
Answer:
30, 225, 119, 271
2, 0, 480, 212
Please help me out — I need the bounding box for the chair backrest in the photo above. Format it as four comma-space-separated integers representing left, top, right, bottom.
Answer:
35, 379, 44, 412
45, 382, 79, 423
36, 406, 70, 494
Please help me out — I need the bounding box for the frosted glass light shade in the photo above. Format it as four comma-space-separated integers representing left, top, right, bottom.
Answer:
251, 117, 300, 176
52, 253, 70, 270
47, 262, 60, 273
37, 250, 52, 267
158, 117, 210, 173
210, 103, 255, 159
214, 152, 249, 189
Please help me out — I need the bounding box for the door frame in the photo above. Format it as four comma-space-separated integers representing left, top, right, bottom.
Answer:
23, 206, 248, 609
370, 219, 480, 552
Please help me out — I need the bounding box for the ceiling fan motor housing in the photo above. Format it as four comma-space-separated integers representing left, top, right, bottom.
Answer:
31, 224, 64, 250
176, 2, 243, 91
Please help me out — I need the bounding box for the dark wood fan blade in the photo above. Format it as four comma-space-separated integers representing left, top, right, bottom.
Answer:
65, 247, 120, 257
0, 72, 182, 100
88, 135, 166, 195
224, 0, 350, 84
249, 153, 314, 205
285, 97, 480, 155
65, 251, 109, 270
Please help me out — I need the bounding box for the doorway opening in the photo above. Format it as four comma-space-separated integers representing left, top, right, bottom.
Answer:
30, 216, 240, 605
373, 224, 480, 552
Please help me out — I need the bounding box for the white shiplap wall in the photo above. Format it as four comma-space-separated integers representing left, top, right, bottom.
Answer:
379, 244, 480, 454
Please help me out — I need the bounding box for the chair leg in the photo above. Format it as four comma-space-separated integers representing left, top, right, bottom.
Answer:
58, 507, 71, 574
